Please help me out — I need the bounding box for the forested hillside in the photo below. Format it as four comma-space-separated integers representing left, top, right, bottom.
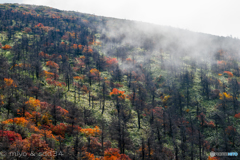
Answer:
0, 3, 240, 160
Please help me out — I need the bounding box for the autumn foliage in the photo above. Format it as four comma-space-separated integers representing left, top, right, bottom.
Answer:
25, 97, 40, 110
0, 130, 22, 143
80, 126, 101, 137
110, 88, 126, 99
234, 113, 240, 118
102, 148, 131, 160
46, 61, 59, 69
10, 134, 55, 159
2, 44, 12, 50
219, 92, 233, 100
4, 78, 17, 87
0, 95, 4, 105
223, 71, 233, 77
106, 57, 118, 67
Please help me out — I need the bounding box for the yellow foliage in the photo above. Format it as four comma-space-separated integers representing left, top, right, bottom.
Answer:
162, 95, 170, 104
219, 92, 232, 100
25, 97, 40, 110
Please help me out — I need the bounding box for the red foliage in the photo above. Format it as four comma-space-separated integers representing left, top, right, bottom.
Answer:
225, 126, 236, 135
50, 123, 67, 138
126, 58, 132, 62
36, 23, 44, 27
223, 71, 233, 77
39, 51, 50, 58
46, 78, 64, 87
234, 113, 240, 118
72, 44, 78, 49
83, 46, 93, 53
50, 123, 81, 138
46, 61, 59, 69
106, 57, 118, 67
10, 134, 55, 158
0, 130, 22, 143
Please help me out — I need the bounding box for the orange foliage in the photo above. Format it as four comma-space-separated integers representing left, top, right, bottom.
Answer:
73, 76, 84, 80
223, 71, 233, 77
90, 68, 101, 76
4, 78, 17, 87
56, 106, 69, 116
46, 61, 59, 69
3, 116, 56, 140
84, 152, 96, 160
103, 148, 121, 160
78, 44, 83, 49
103, 148, 131, 160
82, 19, 89, 23
43, 70, 54, 78
207, 121, 215, 128
2, 117, 28, 127
126, 58, 132, 62
208, 156, 220, 160
80, 126, 101, 137
2, 44, 12, 50
16, 63, 31, 68
72, 44, 78, 49
110, 88, 126, 99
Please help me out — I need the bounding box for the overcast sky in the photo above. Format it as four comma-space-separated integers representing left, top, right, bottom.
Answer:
1, 0, 240, 38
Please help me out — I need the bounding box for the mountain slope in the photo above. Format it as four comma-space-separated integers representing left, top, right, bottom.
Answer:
0, 3, 240, 160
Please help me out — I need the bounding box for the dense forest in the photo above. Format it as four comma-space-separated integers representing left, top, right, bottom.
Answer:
0, 3, 240, 160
